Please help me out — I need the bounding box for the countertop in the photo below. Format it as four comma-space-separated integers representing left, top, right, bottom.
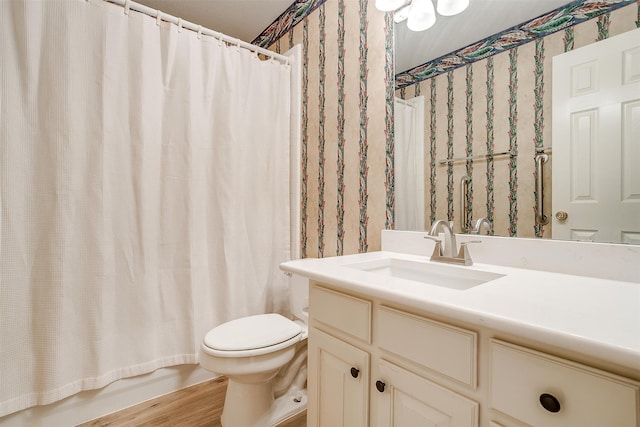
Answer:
280, 251, 640, 376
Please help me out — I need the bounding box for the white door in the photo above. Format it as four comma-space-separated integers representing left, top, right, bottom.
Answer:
552, 28, 640, 244
307, 328, 369, 427
394, 96, 425, 231
374, 360, 478, 427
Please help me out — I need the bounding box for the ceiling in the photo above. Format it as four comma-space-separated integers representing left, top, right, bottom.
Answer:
135, 0, 294, 42
135, 0, 574, 73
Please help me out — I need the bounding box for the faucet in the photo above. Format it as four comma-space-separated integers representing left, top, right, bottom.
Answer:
425, 219, 480, 266
471, 217, 491, 235
429, 219, 457, 258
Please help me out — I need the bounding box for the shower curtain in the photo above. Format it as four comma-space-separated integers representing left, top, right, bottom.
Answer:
394, 98, 425, 230
0, 0, 291, 417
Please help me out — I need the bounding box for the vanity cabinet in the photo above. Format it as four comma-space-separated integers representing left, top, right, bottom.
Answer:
306, 282, 640, 427
307, 285, 371, 427
307, 283, 479, 427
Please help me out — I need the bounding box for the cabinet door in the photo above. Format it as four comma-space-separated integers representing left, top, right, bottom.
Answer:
308, 327, 369, 427
374, 360, 478, 427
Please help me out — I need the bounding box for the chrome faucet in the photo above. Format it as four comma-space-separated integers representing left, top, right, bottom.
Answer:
425, 219, 479, 266
428, 219, 457, 258
471, 217, 491, 235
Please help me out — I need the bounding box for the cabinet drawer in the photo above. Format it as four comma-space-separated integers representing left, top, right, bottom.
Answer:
490, 340, 640, 427
310, 285, 371, 343
377, 306, 477, 387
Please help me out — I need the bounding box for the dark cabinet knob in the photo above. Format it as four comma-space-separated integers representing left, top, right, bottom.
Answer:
539, 393, 561, 413
350, 367, 359, 378
376, 380, 386, 393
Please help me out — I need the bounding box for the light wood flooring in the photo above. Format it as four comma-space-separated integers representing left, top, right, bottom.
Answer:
77, 377, 306, 427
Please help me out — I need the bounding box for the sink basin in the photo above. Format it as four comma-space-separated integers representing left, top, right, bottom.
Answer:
345, 257, 504, 290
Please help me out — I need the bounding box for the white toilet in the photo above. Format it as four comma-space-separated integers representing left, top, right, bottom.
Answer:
199, 274, 309, 427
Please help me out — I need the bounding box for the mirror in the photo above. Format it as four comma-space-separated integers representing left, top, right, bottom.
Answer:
393, 1, 640, 244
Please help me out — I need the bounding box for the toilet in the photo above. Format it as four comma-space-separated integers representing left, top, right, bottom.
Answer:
199, 274, 309, 427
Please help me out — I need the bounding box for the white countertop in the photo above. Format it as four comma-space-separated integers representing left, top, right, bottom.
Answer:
280, 251, 640, 375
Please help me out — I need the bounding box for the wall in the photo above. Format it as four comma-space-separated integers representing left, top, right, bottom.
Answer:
268, 0, 394, 258
396, 3, 638, 238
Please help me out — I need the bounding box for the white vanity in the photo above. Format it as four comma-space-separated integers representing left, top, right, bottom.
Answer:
280, 231, 640, 427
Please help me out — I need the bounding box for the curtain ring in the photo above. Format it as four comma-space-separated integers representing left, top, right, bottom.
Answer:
197, 25, 203, 39
213, 31, 223, 46
156, 10, 162, 26
123, 0, 130, 15
177, 18, 183, 33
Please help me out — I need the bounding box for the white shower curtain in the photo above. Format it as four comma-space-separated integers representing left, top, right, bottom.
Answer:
394, 97, 425, 231
0, 0, 291, 417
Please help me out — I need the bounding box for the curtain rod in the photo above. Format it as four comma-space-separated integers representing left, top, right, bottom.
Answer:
101, 0, 290, 64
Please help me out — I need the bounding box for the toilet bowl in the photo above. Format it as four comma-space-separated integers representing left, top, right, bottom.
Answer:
199, 275, 309, 427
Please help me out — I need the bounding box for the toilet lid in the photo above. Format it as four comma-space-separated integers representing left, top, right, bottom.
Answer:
203, 313, 302, 351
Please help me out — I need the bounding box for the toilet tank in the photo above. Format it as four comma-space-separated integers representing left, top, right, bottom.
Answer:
288, 273, 309, 324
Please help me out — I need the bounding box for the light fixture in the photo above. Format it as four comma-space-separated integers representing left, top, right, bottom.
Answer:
407, 0, 436, 32
436, 0, 470, 16
393, 4, 412, 23
378, 0, 470, 31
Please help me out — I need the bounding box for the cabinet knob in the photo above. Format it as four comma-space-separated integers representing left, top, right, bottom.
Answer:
350, 367, 359, 378
376, 380, 386, 393
539, 393, 561, 413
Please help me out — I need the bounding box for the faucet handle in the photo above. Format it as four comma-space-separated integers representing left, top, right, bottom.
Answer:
424, 235, 443, 257
461, 240, 482, 245
456, 241, 481, 266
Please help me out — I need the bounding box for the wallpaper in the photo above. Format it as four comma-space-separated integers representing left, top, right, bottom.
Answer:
267, 0, 393, 257
397, 2, 638, 239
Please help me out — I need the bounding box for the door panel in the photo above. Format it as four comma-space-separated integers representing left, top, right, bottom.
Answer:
374, 360, 478, 427
307, 328, 369, 427
552, 28, 640, 243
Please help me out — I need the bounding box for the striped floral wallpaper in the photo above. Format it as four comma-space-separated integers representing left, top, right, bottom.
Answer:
265, 0, 393, 257
396, 2, 638, 239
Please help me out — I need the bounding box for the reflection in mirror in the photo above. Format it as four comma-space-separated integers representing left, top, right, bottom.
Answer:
393, 1, 639, 244
394, 96, 425, 230
394, 0, 576, 76
552, 28, 640, 245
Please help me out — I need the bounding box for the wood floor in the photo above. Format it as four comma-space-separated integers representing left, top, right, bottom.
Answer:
77, 377, 306, 427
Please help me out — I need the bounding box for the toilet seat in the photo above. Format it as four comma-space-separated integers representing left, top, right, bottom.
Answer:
202, 313, 302, 358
